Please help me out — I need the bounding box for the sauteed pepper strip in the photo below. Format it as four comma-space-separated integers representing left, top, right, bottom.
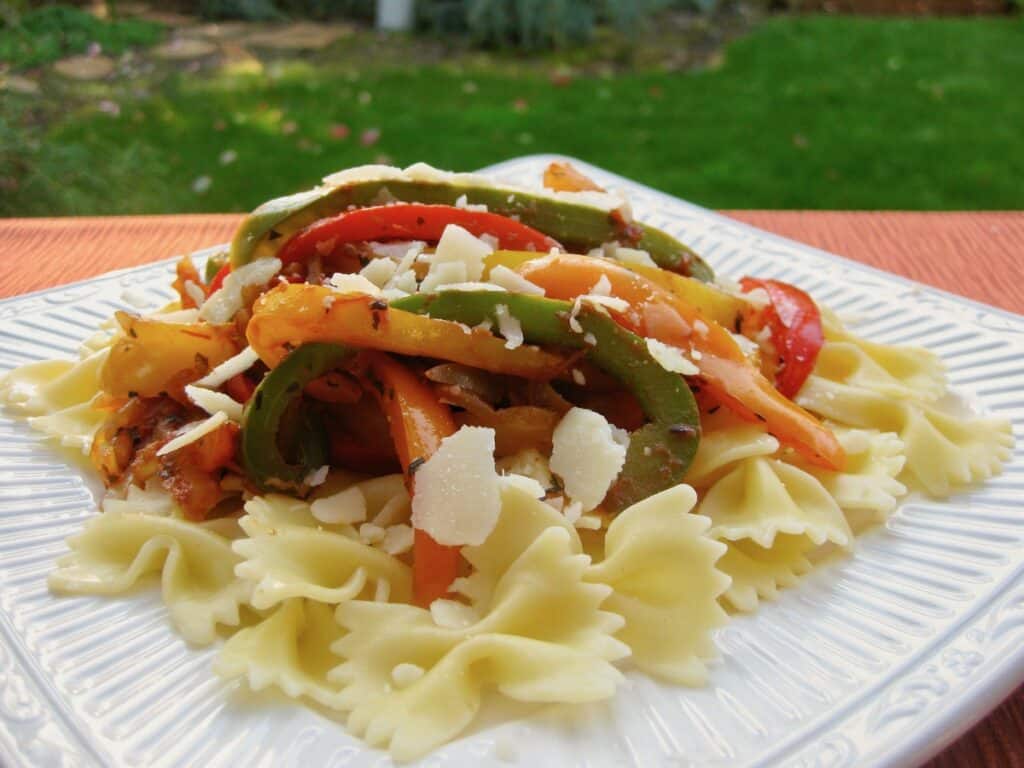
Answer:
739, 277, 824, 399
364, 353, 460, 607
245, 283, 567, 379
276, 204, 560, 264
515, 255, 845, 470
230, 177, 713, 281
390, 291, 700, 513
241, 342, 356, 492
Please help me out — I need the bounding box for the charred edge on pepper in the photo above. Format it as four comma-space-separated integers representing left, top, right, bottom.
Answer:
408, 456, 426, 476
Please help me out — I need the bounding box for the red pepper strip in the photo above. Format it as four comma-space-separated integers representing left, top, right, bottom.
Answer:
364, 352, 460, 607
518, 254, 845, 471
739, 278, 824, 399
276, 204, 562, 264
208, 262, 232, 294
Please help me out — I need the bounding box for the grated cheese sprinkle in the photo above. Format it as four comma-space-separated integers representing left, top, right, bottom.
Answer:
195, 346, 260, 388
157, 411, 229, 457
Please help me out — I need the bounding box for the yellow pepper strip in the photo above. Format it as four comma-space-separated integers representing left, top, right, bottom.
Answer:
246, 282, 567, 379
517, 254, 845, 471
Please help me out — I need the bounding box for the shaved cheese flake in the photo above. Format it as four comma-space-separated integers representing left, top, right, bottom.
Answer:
496, 449, 554, 490
580, 293, 630, 314
493, 304, 523, 350
381, 523, 414, 555
411, 426, 500, 547
200, 257, 281, 323
431, 224, 492, 281
571, 368, 586, 386
549, 407, 627, 511
310, 485, 367, 525
488, 265, 545, 295
420, 261, 468, 294
360, 257, 397, 287
195, 346, 260, 388
613, 246, 656, 267
304, 465, 330, 487
390, 270, 419, 295
328, 272, 383, 297
591, 274, 612, 296
576, 514, 603, 530
183, 280, 206, 310
454, 193, 488, 212
157, 411, 229, 457
184, 384, 243, 422
374, 578, 391, 603
372, 240, 425, 262
646, 338, 700, 376
359, 523, 386, 545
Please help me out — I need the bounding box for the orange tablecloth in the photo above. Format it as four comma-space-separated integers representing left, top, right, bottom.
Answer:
0, 212, 1022, 767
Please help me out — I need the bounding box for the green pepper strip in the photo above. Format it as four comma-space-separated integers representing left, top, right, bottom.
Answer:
242, 342, 357, 493
391, 291, 700, 513
231, 178, 714, 282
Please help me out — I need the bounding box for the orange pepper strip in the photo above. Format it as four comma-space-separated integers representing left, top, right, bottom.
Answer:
365, 352, 459, 607
518, 254, 845, 470
246, 282, 567, 379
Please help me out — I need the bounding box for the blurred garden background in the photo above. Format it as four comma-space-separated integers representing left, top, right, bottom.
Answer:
1, 0, 1021, 217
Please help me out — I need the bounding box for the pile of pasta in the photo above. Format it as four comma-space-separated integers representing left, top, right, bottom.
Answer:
1, 295, 1012, 761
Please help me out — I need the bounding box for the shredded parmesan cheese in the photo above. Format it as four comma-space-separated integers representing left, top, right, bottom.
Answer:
419, 261, 468, 294
488, 265, 545, 295
549, 408, 627, 511
360, 257, 398, 287
200, 258, 281, 323
645, 338, 700, 376
359, 523, 386, 545
184, 384, 243, 422
411, 426, 501, 547
156, 411, 229, 457
304, 465, 330, 487
195, 346, 260, 388
381, 523, 414, 555
183, 280, 206, 310
430, 224, 492, 282
493, 304, 524, 350
328, 272, 383, 297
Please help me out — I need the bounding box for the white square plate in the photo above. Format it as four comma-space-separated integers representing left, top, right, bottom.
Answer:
1, 156, 1022, 768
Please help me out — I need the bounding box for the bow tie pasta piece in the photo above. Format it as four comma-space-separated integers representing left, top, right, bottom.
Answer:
820, 310, 946, 401
48, 512, 249, 645
216, 598, 346, 709
685, 423, 781, 489
585, 485, 730, 685
234, 497, 412, 609
798, 376, 1013, 497
0, 349, 109, 453
717, 536, 814, 613
326, 514, 627, 762
697, 457, 853, 550
794, 427, 907, 523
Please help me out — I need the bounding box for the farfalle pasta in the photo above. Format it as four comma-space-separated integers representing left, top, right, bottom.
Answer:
0, 162, 1013, 761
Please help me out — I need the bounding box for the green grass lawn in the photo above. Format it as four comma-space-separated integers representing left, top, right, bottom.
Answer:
4, 15, 1023, 215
